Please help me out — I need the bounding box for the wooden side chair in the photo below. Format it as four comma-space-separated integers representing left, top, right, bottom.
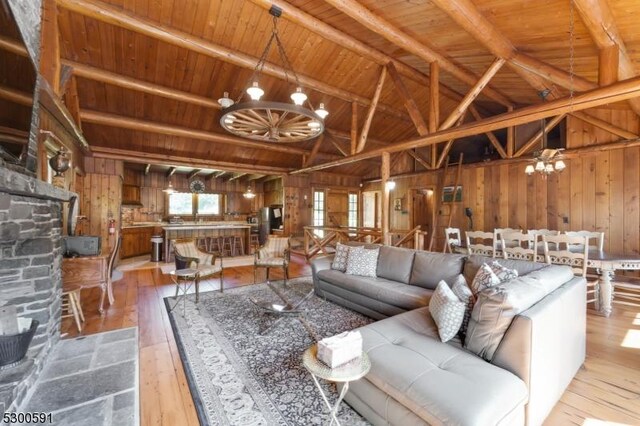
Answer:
465, 231, 495, 257
527, 229, 560, 249
173, 238, 224, 301
254, 236, 290, 284
443, 227, 462, 253
564, 231, 605, 252
543, 234, 593, 304
105, 232, 122, 308
502, 232, 538, 262
493, 228, 521, 254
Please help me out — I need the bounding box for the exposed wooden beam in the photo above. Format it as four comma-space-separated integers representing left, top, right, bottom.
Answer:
381, 152, 391, 245
292, 75, 640, 173
507, 106, 515, 158
387, 62, 429, 135
429, 62, 440, 168
514, 114, 566, 157
356, 67, 386, 153
569, 111, 638, 140
439, 58, 505, 131
58, 65, 74, 96
437, 113, 467, 169
304, 135, 325, 167
91, 147, 290, 175
0, 85, 32, 106
187, 169, 201, 180
57, 0, 409, 121
204, 171, 217, 181
62, 75, 82, 130
0, 126, 28, 145
350, 102, 358, 155
599, 45, 619, 86
406, 150, 431, 170
323, 0, 513, 107
79, 110, 309, 156
166, 167, 176, 178
469, 105, 508, 159
228, 173, 247, 182
215, 171, 227, 178
144, 164, 151, 175
247, 174, 265, 181
574, 0, 640, 114
40, 0, 61, 93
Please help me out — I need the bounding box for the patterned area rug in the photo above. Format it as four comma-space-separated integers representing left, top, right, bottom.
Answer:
164, 277, 374, 426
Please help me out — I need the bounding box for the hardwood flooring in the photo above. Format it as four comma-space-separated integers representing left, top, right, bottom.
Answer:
61, 255, 640, 426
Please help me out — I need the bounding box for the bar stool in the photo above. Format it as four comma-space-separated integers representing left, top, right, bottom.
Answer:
195, 237, 209, 252
233, 235, 245, 256
250, 234, 260, 255
62, 285, 85, 332
222, 236, 234, 257
208, 236, 222, 253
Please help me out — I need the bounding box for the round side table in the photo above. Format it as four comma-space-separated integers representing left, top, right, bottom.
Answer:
302, 344, 370, 426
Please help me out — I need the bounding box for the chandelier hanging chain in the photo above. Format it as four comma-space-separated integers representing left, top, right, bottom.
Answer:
272, 17, 302, 89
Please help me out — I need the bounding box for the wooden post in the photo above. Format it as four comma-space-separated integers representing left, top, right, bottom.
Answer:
429, 62, 440, 168
599, 45, 619, 86
40, 0, 61, 93
357, 67, 387, 153
381, 152, 391, 246
506, 106, 515, 158
350, 102, 358, 155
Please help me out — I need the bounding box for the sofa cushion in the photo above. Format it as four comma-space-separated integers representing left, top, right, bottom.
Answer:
451, 275, 474, 342
331, 242, 350, 272
376, 246, 415, 284
465, 265, 574, 361
356, 308, 528, 425
470, 263, 501, 295
490, 260, 519, 282
409, 252, 466, 290
317, 269, 431, 310
463, 255, 545, 284
346, 246, 379, 277
429, 281, 466, 342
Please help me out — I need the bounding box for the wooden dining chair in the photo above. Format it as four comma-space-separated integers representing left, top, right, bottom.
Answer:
564, 231, 605, 252
501, 232, 538, 262
465, 231, 495, 257
543, 234, 594, 305
443, 227, 462, 253
527, 229, 560, 249
493, 228, 521, 254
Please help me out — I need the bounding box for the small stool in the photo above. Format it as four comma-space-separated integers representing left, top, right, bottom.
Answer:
233, 236, 245, 256
250, 234, 260, 254
62, 286, 85, 332
208, 236, 222, 253
222, 236, 234, 257
195, 237, 208, 252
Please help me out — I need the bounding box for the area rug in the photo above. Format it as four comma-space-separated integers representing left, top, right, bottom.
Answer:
164, 277, 374, 426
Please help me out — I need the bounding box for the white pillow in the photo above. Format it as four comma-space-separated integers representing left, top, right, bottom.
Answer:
470, 263, 500, 295
331, 242, 350, 272
345, 246, 379, 278
451, 275, 474, 342
490, 261, 519, 283
429, 280, 466, 342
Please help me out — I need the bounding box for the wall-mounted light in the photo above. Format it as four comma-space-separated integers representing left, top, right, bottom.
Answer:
385, 180, 396, 191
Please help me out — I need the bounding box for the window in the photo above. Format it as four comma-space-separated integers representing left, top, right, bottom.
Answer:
197, 194, 221, 215
313, 190, 325, 237
348, 193, 358, 228
169, 192, 193, 215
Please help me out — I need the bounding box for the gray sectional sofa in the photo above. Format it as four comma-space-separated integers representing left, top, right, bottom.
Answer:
311, 245, 586, 426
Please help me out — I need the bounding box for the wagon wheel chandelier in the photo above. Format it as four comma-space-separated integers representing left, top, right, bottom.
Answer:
218, 6, 327, 143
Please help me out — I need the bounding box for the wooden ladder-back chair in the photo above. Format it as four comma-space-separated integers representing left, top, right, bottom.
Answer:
465, 231, 495, 257
173, 238, 224, 301
543, 235, 594, 304
493, 228, 521, 254
105, 232, 122, 308
527, 229, 560, 249
254, 236, 291, 285
501, 232, 538, 262
443, 228, 462, 253
564, 231, 605, 252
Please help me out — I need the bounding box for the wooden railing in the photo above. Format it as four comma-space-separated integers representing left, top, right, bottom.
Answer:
297, 225, 427, 260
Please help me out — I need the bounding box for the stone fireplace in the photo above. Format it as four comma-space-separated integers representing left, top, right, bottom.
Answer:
0, 168, 73, 413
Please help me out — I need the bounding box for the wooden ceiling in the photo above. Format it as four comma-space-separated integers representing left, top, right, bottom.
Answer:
38, 0, 640, 174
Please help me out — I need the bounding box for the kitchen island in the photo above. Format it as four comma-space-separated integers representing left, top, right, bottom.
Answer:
163, 222, 253, 262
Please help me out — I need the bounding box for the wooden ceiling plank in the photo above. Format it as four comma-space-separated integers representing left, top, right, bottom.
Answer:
386, 62, 429, 136
469, 105, 507, 159
291, 75, 640, 173
356, 67, 386, 153
322, 0, 513, 107
304, 134, 325, 167
569, 111, 638, 140
574, 0, 640, 115
57, 0, 410, 121
514, 114, 566, 158
406, 150, 431, 170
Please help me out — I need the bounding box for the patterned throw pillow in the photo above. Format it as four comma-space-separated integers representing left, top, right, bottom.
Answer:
429, 281, 466, 342
451, 275, 474, 342
345, 247, 379, 278
331, 243, 351, 272
490, 261, 519, 283
470, 263, 500, 295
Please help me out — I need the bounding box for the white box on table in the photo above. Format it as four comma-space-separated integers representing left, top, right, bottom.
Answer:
317, 330, 363, 368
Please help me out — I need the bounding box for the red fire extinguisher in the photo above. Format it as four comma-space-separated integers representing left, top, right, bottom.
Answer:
108, 219, 116, 235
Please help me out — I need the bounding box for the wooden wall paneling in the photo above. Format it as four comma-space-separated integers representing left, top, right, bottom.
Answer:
623, 147, 640, 272
508, 165, 519, 228
595, 152, 611, 251
498, 164, 509, 229
570, 156, 584, 231
582, 154, 597, 231
608, 149, 625, 254
525, 166, 536, 230
556, 161, 571, 232
474, 168, 485, 232
516, 165, 527, 229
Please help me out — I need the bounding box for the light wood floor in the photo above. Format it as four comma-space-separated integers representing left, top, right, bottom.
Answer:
61, 255, 640, 426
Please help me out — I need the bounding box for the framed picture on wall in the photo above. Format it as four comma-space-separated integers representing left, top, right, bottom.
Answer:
442, 186, 462, 202
394, 198, 402, 211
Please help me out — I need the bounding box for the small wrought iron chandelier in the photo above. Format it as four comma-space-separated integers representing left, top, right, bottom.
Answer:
243, 185, 256, 199
218, 6, 327, 143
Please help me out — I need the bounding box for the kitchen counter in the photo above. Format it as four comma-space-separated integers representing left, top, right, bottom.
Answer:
162, 222, 254, 262
162, 224, 252, 231
122, 222, 167, 229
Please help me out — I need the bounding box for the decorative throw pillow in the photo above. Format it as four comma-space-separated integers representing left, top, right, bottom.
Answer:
345, 247, 379, 278
429, 281, 466, 342
490, 261, 519, 283
470, 263, 500, 295
451, 275, 474, 342
331, 242, 351, 272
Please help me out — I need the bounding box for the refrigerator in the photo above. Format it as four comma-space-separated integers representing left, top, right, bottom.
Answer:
258, 205, 283, 245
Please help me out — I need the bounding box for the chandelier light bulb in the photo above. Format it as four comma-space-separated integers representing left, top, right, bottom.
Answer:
385, 180, 396, 191
224, 114, 236, 125
247, 82, 264, 101
554, 159, 566, 171
544, 163, 554, 173
314, 103, 329, 120
524, 164, 535, 175
243, 187, 256, 199
290, 87, 308, 106
534, 161, 545, 172
307, 120, 321, 129
218, 91, 234, 108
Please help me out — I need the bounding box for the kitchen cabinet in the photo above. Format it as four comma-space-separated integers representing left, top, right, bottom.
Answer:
226, 193, 253, 214
121, 226, 157, 258
122, 184, 141, 206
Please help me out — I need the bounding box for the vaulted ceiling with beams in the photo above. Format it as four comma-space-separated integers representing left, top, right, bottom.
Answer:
45, 0, 640, 175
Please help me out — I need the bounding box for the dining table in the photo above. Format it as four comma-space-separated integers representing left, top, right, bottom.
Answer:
452, 244, 640, 317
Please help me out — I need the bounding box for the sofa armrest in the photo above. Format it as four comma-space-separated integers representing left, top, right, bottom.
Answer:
492, 276, 586, 426
311, 255, 334, 293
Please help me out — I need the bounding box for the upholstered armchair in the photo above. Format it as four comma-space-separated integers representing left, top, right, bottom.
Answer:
254, 236, 290, 284
173, 238, 224, 300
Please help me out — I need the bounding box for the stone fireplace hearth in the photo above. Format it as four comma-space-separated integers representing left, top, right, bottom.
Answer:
0, 167, 74, 413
